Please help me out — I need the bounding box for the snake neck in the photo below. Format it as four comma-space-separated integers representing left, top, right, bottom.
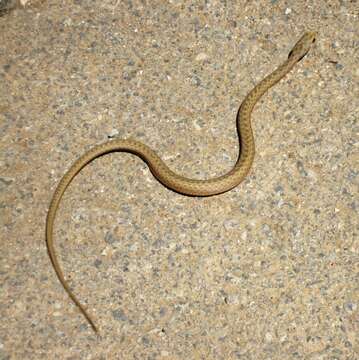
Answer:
236, 58, 297, 165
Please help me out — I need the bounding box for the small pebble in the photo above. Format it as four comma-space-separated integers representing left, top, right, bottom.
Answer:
195, 53, 209, 61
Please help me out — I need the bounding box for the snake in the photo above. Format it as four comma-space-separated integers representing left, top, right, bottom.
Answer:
46, 32, 316, 333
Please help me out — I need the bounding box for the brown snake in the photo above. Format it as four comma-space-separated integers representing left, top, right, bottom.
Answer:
46, 32, 316, 333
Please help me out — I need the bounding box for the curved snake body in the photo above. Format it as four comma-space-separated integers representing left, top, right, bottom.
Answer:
46, 32, 316, 332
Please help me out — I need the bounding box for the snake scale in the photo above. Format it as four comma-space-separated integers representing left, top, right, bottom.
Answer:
46, 32, 316, 333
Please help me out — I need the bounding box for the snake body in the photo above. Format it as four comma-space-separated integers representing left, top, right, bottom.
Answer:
46, 32, 316, 333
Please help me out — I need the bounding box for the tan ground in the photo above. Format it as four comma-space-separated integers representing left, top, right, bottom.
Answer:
1, 1, 358, 359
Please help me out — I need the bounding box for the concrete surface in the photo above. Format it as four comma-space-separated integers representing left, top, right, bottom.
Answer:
0, 0, 358, 359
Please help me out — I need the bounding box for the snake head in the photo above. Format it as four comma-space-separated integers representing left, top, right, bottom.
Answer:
288, 32, 317, 62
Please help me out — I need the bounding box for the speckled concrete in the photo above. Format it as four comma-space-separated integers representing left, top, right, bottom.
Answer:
1, 1, 358, 359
